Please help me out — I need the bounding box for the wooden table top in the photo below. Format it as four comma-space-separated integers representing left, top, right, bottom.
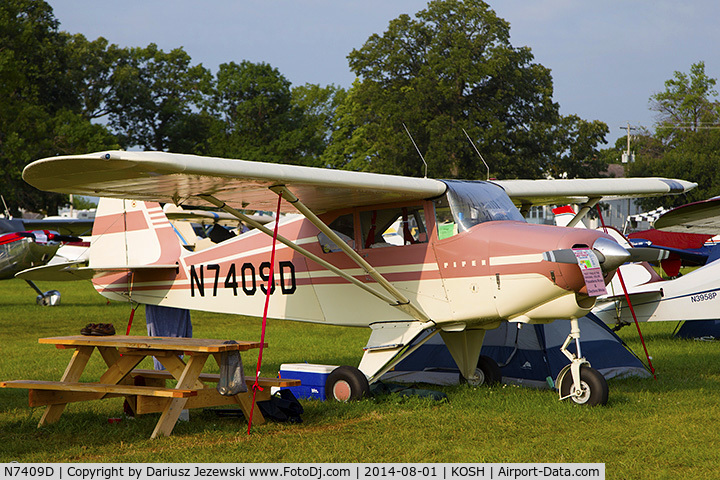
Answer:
38, 335, 265, 353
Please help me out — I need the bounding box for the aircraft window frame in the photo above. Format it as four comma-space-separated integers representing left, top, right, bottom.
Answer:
434, 195, 457, 240
436, 180, 525, 238
360, 205, 428, 249
318, 213, 355, 253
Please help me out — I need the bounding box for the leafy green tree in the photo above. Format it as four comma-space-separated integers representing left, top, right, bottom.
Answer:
628, 62, 720, 210
0, 0, 117, 215
64, 33, 123, 121
650, 61, 720, 142
291, 83, 346, 166
323, 0, 565, 179
107, 43, 213, 152
546, 115, 609, 178
207, 61, 333, 165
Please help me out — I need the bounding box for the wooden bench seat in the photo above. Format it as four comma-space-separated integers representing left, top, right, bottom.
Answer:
0, 379, 197, 398
130, 369, 301, 388
128, 370, 302, 415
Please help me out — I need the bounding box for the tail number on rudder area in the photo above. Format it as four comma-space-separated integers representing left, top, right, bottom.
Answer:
190, 262, 296, 297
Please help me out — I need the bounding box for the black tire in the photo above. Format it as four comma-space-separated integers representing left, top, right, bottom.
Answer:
559, 366, 608, 406
477, 355, 502, 385
325, 366, 370, 402
461, 355, 502, 386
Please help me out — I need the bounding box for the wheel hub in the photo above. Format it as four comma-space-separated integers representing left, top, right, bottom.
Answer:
466, 368, 485, 386
332, 379, 352, 402
570, 380, 591, 404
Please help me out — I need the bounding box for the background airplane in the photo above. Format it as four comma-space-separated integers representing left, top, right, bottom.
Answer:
0, 211, 92, 305
626, 197, 720, 277
590, 198, 720, 331
22, 150, 696, 406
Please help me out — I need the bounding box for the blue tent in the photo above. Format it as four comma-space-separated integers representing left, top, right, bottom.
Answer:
383, 313, 650, 388
674, 320, 720, 340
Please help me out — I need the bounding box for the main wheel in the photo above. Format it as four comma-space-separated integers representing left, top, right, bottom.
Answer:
325, 366, 369, 402
461, 355, 502, 386
559, 366, 608, 406
36, 290, 61, 306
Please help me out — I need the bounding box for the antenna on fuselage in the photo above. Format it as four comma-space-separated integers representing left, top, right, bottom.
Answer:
402, 123, 428, 178
462, 128, 490, 181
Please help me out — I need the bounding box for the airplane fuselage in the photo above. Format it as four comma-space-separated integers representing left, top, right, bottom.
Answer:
90, 197, 614, 330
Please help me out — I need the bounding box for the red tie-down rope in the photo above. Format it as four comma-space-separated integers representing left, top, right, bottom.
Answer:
126, 303, 138, 335
596, 205, 656, 379
247, 191, 284, 434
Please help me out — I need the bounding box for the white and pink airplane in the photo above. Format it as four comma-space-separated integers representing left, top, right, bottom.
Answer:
22, 151, 695, 406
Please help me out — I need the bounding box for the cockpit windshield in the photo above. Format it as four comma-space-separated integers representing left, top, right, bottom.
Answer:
435, 180, 524, 238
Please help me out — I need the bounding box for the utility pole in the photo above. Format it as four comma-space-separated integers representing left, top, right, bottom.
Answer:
620, 123, 637, 229
621, 122, 636, 163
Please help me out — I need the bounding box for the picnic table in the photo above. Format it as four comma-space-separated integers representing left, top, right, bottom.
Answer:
0, 335, 300, 438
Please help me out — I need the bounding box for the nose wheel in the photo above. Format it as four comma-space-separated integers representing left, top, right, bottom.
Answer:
557, 317, 609, 406
558, 365, 608, 406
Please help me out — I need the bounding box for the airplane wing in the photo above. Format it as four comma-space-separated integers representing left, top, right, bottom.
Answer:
22, 151, 447, 214
21, 218, 94, 236
23, 151, 696, 212
653, 197, 720, 234
163, 207, 273, 226
494, 178, 696, 207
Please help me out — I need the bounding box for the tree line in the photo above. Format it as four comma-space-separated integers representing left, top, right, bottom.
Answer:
2, 0, 717, 215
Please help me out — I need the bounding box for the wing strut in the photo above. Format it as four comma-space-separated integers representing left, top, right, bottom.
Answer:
198, 192, 431, 324
566, 197, 602, 228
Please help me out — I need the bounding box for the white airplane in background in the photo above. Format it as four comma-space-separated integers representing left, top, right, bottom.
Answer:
22, 150, 695, 406
587, 198, 720, 329
0, 213, 92, 305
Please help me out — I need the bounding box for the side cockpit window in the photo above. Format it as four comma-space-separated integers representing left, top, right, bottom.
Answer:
319, 214, 355, 253
360, 206, 427, 249
434, 196, 457, 240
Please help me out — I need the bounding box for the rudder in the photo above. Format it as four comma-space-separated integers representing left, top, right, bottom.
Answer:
90, 198, 181, 268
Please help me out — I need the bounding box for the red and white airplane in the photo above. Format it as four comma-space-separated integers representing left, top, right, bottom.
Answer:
591, 199, 720, 329
1, 216, 91, 305
22, 151, 696, 405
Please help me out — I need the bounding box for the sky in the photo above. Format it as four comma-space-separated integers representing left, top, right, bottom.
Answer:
50, 0, 720, 146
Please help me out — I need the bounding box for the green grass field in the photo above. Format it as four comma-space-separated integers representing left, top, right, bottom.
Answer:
1, 278, 719, 478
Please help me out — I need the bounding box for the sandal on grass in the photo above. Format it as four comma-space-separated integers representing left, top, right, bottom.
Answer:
80, 323, 96, 336
91, 323, 116, 336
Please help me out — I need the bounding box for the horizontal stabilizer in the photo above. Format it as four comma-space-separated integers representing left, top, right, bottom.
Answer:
601, 284, 664, 300
16, 262, 179, 282
76, 264, 178, 273
15, 261, 91, 281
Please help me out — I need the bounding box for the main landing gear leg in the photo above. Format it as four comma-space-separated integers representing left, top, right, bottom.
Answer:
556, 317, 608, 406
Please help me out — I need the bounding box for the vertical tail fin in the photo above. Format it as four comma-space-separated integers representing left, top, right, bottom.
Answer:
90, 198, 181, 268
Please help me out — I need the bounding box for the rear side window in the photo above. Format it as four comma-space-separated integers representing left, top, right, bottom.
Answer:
360, 206, 427, 249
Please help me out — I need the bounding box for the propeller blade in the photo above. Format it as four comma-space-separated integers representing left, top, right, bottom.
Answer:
544, 244, 669, 270
626, 247, 670, 263
542, 249, 578, 264
543, 238, 633, 272
50, 234, 83, 243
